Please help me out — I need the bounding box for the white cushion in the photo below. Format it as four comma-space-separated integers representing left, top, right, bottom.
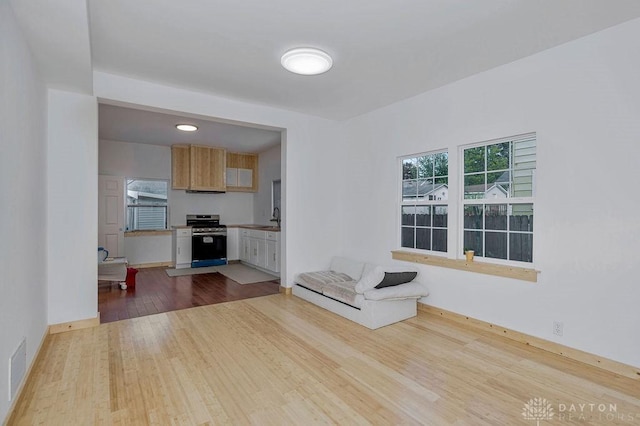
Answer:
354, 267, 385, 293
295, 271, 354, 293
362, 263, 377, 277
364, 282, 429, 301
330, 257, 365, 281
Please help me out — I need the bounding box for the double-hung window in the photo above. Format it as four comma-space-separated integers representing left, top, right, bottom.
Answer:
462, 133, 536, 263
400, 151, 448, 253
126, 179, 169, 231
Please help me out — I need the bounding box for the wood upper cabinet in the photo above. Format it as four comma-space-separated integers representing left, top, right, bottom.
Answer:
171, 144, 226, 192
190, 145, 226, 192
171, 145, 191, 189
226, 152, 258, 192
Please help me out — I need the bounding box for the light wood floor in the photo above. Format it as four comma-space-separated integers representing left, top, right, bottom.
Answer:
8, 295, 640, 425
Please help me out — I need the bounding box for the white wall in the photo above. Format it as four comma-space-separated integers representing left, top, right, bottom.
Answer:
99, 139, 256, 264
170, 191, 254, 226
47, 90, 98, 325
342, 18, 640, 368
94, 73, 345, 287
0, 2, 48, 420
254, 143, 282, 225
124, 235, 172, 265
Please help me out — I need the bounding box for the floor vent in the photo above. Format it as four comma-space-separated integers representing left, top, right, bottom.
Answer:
9, 338, 26, 401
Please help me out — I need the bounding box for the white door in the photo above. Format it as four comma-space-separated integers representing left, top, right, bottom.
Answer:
98, 175, 125, 257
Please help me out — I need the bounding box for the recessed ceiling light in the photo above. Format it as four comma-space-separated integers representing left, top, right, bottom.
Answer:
281, 48, 333, 75
176, 124, 198, 132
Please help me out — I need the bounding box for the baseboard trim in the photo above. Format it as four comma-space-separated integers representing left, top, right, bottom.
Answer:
128, 261, 173, 269
279, 286, 292, 295
418, 303, 640, 380
5, 325, 49, 425
49, 315, 100, 334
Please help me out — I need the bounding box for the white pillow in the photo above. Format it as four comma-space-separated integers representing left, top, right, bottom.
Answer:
354, 267, 385, 293
330, 257, 365, 281
364, 282, 429, 301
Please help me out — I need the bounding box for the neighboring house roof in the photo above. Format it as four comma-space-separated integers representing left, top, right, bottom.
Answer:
486, 184, 509, 196
464, 171, 511, 195
403, 182, 448, 197
464, 183, 509, 197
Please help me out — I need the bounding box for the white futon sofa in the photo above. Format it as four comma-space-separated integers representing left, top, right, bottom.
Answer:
293, 257, 428, 329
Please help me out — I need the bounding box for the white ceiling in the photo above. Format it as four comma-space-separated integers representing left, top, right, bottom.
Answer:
10, 0, 93, 93
86, 0, 640, 120
10, 0, 640, 149
98, 104, 282, 152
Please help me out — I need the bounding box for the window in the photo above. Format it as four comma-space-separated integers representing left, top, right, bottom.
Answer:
462, 133, 535, 262
126, 179, 168, 231
272, 179, 281, 213
400, 151, 448, 252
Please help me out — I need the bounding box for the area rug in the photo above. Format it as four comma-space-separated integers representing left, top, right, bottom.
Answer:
216, 264, 279, 284
165, 266, 218, 277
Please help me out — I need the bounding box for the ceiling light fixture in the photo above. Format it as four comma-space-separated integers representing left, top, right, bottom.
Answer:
281, 48, 333, 75
175, 124, 198, 132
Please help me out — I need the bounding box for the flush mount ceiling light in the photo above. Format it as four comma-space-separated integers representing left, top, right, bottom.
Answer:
175, 124, 198, 132
281, 48, 333, 75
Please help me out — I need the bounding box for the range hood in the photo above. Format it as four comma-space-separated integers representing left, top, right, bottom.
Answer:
186, 189, 226, 194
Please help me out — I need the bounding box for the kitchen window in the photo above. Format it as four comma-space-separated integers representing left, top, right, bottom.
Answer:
272, 179, 281, 212
126, 179, 169, 231
462, 133, 536, 263
400, 151, 448, 253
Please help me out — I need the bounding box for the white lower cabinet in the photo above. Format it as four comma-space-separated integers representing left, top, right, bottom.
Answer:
239, 228, 280, 274
266, 240, 278, 272
172, 228, 192, 269
226, 228, 239, 261
240, 230, 251, 262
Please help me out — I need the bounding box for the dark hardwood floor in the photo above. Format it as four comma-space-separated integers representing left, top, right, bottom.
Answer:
98, 267, 280, 323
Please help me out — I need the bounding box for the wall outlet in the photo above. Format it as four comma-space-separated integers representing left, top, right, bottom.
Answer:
553, 321, 564, 337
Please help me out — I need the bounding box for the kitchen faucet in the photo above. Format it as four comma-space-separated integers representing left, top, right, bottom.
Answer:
270, 207, 281, 228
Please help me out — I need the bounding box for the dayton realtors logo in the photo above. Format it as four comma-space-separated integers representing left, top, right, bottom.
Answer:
522, 398, 554, 425
522, 398, 637, 423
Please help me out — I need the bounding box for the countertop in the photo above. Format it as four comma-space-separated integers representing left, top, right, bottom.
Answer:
227, 224, 281, 232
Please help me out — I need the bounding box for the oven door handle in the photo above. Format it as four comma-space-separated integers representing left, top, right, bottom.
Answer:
192, 232, 227, 237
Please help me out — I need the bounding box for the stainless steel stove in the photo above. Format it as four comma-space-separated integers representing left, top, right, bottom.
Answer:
186, 215, 227, 267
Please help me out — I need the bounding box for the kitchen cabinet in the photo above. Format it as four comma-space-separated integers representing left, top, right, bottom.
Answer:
240, 229, 251, 262
171, 144, 226, 192
241, 237, 251, 262
190, 145, 226, 192
265, 231, 280, 273
239, 228, 280, 274
171, 145, 191, 189
250, 238, 266, 268
226, 228, 239, 261
172, 227, 192, 269
266, 241, 278, 272
226, 152, 258, 192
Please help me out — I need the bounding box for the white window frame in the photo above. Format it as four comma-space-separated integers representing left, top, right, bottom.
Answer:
125, 178, 170, 231
399, 149, 449, 254
459, 133, 536, 266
